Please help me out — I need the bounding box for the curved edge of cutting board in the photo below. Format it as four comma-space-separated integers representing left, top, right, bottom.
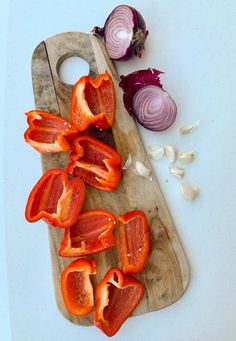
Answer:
89, 32, 190, 300
31, 32, 190, 326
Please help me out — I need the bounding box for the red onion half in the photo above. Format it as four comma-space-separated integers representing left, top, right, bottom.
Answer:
93, 5, 148, 61
119, 69, 177, 131
133, 86, 177, 131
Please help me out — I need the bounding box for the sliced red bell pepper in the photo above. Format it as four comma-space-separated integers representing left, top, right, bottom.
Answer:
70, 71, 115, 131
94, 268, 145, 337
25, 169, 85, 228
67, 136, 122, 192
118, 210, 150, 274
61, 258, 96, 317
24, 110, 78, 153
59, 209, 116, 257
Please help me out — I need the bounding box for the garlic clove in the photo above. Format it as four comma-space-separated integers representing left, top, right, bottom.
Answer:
148, 145, 165, 161
179, 120, 200, 135
169, 165, 185, 179
134, 161, 152, 180
180, 183, 199, 200
178, 151, 195, 164
164, 144, 177, 163
148, 144, 162, 151
122, 153, 132, 170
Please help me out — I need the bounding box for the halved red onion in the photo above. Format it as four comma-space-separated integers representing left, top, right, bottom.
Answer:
119, 68, 163, 117
119, 69, 177, 131
93, 5, 148, 61
132, 85, 177, 131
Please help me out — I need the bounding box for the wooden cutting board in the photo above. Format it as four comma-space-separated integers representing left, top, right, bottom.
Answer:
31, 32, 190, 326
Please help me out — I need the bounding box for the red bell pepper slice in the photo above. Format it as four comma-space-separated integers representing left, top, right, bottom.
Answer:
67, 136, 122, 192
61, 258, 96, 317
24, 110, 78, 153
118, 210, 150, 274
94, 268, 144, 337
25, 169, 85, 228
59, 209, 116, 257
70, 71, 115, 131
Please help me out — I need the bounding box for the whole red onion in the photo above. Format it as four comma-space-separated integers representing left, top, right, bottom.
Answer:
119, 69, 177, 131
93, 5, 149, 61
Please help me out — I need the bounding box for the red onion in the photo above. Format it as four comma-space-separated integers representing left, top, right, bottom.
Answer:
119, 69, 177, 131
93, 5, 148, 61
133, 85, 177, 131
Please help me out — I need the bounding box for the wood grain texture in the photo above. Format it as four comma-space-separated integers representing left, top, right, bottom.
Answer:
31, 32, 190, 326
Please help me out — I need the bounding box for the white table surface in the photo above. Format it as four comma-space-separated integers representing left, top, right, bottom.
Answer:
2, 0, 236, 340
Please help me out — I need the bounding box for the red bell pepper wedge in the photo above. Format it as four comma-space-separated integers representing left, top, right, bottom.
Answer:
118, 210, 150, 274
70, 71, 115, 131
58, 209, 116, 257
94, 268, 145, 337
67, 136, 122, 192
61, 258, 96, 317
24, 110, 78, 153
25, 169, 85, 228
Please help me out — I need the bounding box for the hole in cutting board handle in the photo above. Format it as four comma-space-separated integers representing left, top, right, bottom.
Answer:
57, 55, 89, 85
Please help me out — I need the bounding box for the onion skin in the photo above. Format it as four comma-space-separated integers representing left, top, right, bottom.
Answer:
119, 69, 177, 131
119, 68, 163, 117
93, 5, 148, 61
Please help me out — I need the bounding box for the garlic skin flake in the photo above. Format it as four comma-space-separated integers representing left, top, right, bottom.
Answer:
122, 153, 132, 170
148, 145, 165, 161
180, 183, 199, 200
179, 120, 200, 135
134, 161, 152, 180
164, 144, 177, 163
169, 165, 185, 179
178, 151, 195, 164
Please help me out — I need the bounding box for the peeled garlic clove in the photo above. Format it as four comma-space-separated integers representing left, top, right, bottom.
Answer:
148, 144, 162, 151
148, 145, 165, 161
122, 153, 132, 170
179, 120, 200, 135
134, 161, 152, 180
180, 183, 199, 200
169, 165, 185, 179
178, 151, 195, 163
164, 144, 177, 163
179, 124, 194, 135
